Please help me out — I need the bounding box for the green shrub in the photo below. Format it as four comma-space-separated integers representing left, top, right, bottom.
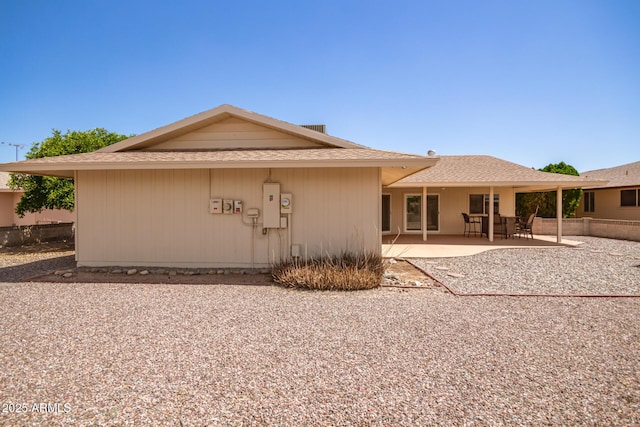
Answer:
272, 252, 384, 291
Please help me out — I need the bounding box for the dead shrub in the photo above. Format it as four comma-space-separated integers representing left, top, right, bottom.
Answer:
272, 252, 384, 291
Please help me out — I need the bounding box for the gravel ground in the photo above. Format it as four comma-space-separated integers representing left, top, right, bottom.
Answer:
1, 238, 639, 426
412, 236, 640, 295
0, 241, 75, 283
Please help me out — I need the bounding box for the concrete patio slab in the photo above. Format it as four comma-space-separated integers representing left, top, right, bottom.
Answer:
382, 234, 583, 258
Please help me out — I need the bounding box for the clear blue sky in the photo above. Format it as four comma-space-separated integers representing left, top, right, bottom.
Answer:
1, 0, 638, 172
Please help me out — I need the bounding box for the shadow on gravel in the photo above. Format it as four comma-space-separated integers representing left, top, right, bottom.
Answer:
0, 255, 76, 283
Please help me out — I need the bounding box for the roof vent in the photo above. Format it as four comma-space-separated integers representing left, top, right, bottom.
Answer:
427, 150, 436, 156
301, 124, 327, 134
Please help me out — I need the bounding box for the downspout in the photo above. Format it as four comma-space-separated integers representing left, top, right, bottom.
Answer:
557, 186, 563, 243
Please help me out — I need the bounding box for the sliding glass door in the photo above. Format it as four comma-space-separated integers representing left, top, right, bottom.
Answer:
426, 194, 439, 231
404, 194, 439, 232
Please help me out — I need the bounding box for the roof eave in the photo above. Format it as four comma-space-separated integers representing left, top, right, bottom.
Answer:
0, 157, 436, 180
388, 179, 608, 189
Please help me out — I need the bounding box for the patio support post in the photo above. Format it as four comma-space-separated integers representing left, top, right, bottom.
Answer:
422, 186, 427, 241
488, 186, 495, 242
556, 186, 563, 243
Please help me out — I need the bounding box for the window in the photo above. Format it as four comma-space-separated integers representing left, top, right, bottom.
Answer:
469, 194, 500, 214
620, 189, 638, 207
584, 191, 595, 213
469, 195, 484, 214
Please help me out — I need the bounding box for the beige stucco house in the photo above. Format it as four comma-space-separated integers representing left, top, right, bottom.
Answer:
577, 161, 640, 220
0, 104, 607, 266
385, 155, 605, 242
0, 171, 75, 227
0, 105, 435, 268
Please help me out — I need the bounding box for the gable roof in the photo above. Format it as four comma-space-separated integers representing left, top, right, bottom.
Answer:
0, 105, 437, 185
100, 104, 365, 152
391, 155, 607, 191
580, 161, 640, 189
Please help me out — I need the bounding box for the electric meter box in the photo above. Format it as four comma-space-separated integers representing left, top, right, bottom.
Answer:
280, 193, 292, 214
263, 183, 281, 228
209, 198, 222, 214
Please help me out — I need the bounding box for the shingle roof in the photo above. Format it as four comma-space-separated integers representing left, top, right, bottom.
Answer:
392, 155, 606, 190
580, 161, 640, 189
6, 148, 428, 165
0, 148, 436, 185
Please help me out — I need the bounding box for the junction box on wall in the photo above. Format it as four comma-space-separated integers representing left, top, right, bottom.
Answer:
263, 183, 281, 228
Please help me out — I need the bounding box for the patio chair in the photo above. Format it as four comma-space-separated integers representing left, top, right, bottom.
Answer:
517, 213, 536, 239
516, 206, 538, 239
462, 213, 481, 237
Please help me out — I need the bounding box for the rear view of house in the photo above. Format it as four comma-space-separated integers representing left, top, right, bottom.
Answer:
0, 105, 435, 268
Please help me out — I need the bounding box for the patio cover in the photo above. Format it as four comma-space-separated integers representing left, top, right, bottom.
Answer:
389, 155, 608, 242
390, 155, 606, 191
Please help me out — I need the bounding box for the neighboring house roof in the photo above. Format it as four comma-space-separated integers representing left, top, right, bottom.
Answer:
390, 155, 607, 191
0, 105, 437, 186
580, 161, 640, 189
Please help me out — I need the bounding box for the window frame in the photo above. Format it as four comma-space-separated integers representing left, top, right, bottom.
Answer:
620, 189, 638, 207
469, 193, 500, 215
584, 191, 595, 213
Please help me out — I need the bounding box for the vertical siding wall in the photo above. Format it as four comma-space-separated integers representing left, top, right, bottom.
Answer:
76, 168, 380, 268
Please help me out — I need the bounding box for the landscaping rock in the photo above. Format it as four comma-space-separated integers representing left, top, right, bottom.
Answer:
447, 272, 465, 278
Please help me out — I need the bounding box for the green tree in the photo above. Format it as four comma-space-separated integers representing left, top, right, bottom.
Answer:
9, 128, 130, 216
516, 161, 583, 218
